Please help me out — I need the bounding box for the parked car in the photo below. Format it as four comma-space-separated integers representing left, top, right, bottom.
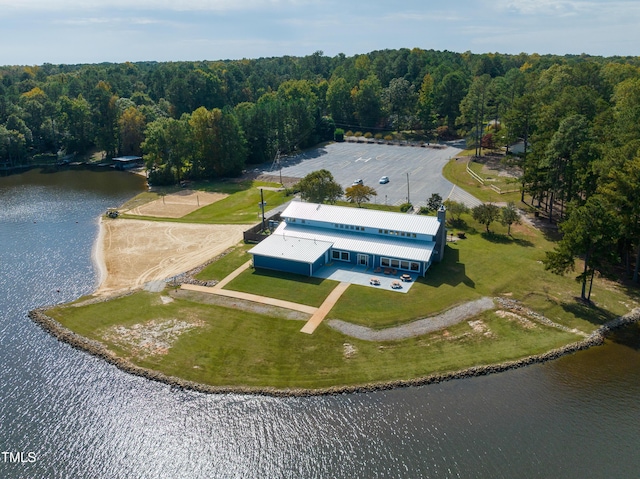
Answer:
352, 179, 364, 186
379, 176, 389, 184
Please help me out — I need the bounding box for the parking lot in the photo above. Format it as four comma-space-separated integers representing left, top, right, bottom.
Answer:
257, 142, 482, 208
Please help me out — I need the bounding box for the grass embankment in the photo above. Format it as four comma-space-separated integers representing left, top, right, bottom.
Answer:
443, 156, 522, 204
119, 180, 290, 224
47, 290, 579, 389
47, 206, 639, 390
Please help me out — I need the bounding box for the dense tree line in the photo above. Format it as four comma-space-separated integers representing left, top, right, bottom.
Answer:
2, 48, 640, 290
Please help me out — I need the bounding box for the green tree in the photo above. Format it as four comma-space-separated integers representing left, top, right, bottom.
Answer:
118, 106, 146, 156
543, 196, 620, 301
142, 116, 191, 184
345, 184, 377, 207
599, 152, 640, 282
417, 73, 436, 137
443, 199, 469, 222
539, 114, 595, 221
352, 75, 383, 129
383, 77, 415, 132
58, 95, 93, 154
472, 203, 501, 233
426, 192, 443, 212
500, 202, 521, 235
298, 169, 343, 204
326, 77, 354, 126
92, 81, 119, 158
435, 71, 469, 130
459, 74, 491, 157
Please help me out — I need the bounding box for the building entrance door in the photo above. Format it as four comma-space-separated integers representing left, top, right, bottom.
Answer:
358, 254, 369, 267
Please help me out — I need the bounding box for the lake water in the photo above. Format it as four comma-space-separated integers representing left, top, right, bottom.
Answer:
1, 168, 639, 479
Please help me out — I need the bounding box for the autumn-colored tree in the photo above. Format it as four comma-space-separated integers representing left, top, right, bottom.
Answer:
345, 184, 377, 207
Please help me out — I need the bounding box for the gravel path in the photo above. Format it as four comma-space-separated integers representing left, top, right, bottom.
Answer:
327, 297, 495, 341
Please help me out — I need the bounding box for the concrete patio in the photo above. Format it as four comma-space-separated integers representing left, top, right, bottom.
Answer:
312, 263, 416, 293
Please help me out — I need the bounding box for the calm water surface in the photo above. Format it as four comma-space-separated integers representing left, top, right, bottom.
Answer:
1, 169, 639, 479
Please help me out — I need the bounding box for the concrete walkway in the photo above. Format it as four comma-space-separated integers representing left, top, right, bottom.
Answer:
181, 283, 318, 315
181, 259, 350, 335
300, 282, 350, 334
212, 260, 252, 289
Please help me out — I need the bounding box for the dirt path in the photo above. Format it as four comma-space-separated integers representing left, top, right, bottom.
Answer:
94, 219, 246, 296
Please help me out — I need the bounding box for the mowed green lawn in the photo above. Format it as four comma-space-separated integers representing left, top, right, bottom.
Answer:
119, 180, 290, 224
47, 209, 639, 390
48, 291, 580, 389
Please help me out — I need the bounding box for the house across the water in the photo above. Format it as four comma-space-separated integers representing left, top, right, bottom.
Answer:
249, 202, 446, 278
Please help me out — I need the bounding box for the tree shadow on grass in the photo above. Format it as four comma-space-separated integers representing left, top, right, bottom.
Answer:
421, 246, 475, 288
480, 231, 534, 247
560, 299, 619, 327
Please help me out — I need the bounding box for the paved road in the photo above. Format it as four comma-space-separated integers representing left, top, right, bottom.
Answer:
254, 142, 482, 208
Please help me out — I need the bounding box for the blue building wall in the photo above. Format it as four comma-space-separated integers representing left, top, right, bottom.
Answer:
253, 255, 311, 276
253, 254, 327, 277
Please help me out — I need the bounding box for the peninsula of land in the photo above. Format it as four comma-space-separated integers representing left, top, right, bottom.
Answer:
32, 181, 640, 396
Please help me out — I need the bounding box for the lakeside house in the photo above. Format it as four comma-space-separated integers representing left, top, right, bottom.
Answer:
249, 202, 446, 277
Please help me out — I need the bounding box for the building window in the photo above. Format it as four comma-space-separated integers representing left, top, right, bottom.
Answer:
412, 233, 417, 238
332, 250, 350, 262
380, 257, 421, 272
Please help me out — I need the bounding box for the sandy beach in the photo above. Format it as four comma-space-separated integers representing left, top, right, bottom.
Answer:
93, 218, 246, 296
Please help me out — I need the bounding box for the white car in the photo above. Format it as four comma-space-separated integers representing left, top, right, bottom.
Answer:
379, 176, 389, 184
352, 179, 364, 186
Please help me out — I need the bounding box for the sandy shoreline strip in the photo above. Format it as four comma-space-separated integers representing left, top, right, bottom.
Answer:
92, 217, 108, 291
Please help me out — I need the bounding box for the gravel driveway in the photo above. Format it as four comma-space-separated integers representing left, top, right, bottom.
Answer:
327, 297, 495, 341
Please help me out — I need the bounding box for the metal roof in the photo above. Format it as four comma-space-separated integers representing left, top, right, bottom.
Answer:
281, 202, 441, 236
268, 223, 435, 264
249, 234, 332, 264
112, 156, 142, 162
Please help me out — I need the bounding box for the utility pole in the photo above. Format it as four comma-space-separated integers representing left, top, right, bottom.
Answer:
259, 188, 267, 232
406, 172, 410, 204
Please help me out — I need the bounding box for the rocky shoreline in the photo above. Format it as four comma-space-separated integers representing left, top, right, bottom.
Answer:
28, 305, 640, 398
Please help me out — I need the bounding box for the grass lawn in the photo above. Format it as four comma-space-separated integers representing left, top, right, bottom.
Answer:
119, 180, 290, 224
443, 156, 522, 204
195, 243, 254, 282
224, 268, 339, 308
48, 291, 581, 390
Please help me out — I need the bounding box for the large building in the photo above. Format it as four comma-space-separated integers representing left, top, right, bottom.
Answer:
249, 202, 446, 277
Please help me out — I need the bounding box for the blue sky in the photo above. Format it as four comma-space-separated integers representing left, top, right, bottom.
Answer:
1, 0, 639, 66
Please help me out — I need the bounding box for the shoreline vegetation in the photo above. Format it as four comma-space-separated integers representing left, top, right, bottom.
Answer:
29, 166, 640, 396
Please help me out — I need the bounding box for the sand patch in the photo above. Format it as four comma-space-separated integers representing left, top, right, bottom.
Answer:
103, 319, 202, 358
495, 310, 537, 329
94, 218, 246, 296
468, 320, 493, 337
124, 190, 227, 218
